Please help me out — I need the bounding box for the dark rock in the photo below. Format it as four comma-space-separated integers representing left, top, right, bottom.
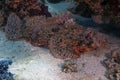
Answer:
5, 13, 22, 40
103, 48, 120, 80
73, 2, 94, 18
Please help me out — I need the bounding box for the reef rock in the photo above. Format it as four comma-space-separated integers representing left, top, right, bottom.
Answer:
0, 14, 4, 26
72, 1, 94, 18
24, 17, 50, 47
74, 0, 120, 26
5, 13, 22, 40
112, 48, 120, 64
103, 48, 120, 80
4, 0, 51, 19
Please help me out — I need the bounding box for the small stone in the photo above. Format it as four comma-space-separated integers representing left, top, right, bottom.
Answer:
61, 59, 78, 73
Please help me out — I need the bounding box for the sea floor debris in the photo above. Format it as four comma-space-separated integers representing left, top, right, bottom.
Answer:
61, 59, 78, 73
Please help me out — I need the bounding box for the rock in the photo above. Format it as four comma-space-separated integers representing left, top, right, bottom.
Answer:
73, 2, 94, 18
5, 13, 22, 40
61, 59, 78, 73
4, 0, 51, 19
112, 48, 120, 64
103, 48, 120, 80
92, 15, 104, 24
0, 14, 4, 26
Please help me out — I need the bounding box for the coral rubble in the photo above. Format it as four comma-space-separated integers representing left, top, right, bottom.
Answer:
103, 48, 120, 80
0, 60, 14, 80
